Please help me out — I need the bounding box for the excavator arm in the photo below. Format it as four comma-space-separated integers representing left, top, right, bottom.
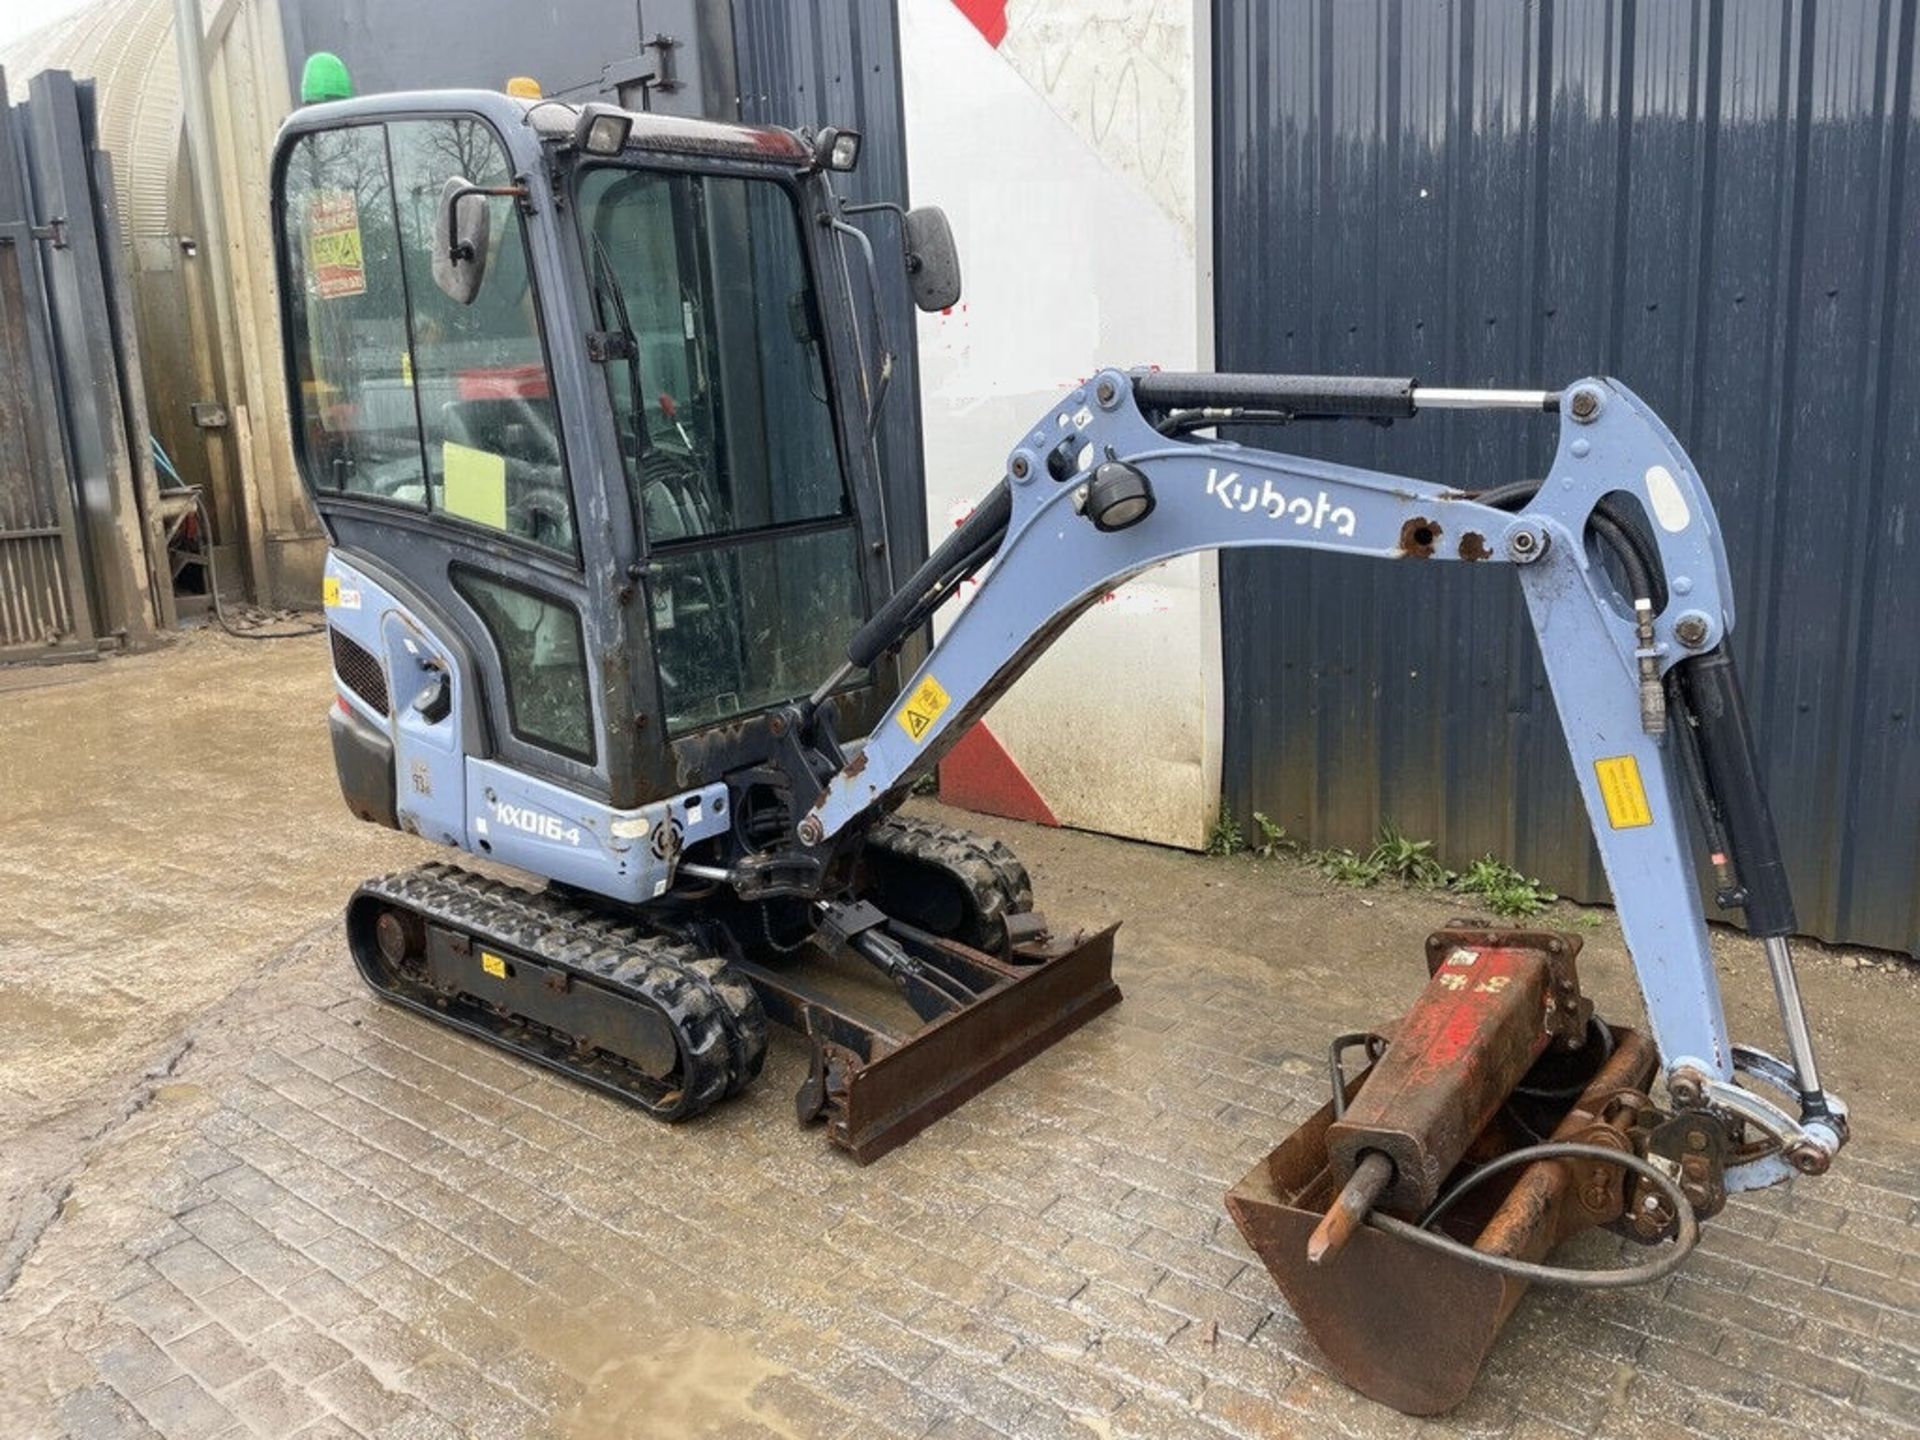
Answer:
802, 369, 1845, 1192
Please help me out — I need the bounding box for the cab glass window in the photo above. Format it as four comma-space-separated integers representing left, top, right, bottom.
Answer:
574, 164, 866, 734
648, 528, 863, 734
575, 167, 849, 537
278, 119, 575, 555
279, 126, 424, 504
390, 121, 574, 554
453, 569, 594, 761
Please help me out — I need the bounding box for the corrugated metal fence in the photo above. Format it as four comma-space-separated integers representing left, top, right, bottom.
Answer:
0, 73, 94, 658
1212, 0, 1919, 954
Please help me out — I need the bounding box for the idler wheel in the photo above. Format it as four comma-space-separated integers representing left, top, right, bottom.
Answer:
374, 907, 425, 969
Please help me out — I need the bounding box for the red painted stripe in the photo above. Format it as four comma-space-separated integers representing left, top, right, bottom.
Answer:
939, 721, 1059, 827
950, 0, 1008, 47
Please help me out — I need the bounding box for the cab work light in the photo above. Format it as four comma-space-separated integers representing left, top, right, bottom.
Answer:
813, 126, 862, 172
574, 103, 632, 156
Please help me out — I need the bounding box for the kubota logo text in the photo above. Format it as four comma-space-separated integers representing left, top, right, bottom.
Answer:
1207, 468, 1357, 536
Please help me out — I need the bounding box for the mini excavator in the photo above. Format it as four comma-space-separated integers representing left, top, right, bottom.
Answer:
272, 74, 1848, 1411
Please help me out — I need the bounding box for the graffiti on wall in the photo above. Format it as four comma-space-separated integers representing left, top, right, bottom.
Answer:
949, 0, 1194, 243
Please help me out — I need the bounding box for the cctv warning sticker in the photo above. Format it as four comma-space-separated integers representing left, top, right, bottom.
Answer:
895, 673, 950, 744
307, 191, 366, 300
1594, 755, 1654, 829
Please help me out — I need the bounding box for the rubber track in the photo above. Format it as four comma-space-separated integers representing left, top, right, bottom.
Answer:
866, 814, 1034, 954
352, 862, 766, 1120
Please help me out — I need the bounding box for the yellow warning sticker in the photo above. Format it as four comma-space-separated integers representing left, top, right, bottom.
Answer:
307, 190, 366, 300
480, 951, 508, 979
322, 575, 341, 607
895, 673, 951, 743
1594, 755, 1654, 829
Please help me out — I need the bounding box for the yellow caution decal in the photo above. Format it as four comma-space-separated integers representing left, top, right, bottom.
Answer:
895, 673, 950, 743
322, 575, 341, 607
1594, 755, 1653, 829
480, 951, 508, 979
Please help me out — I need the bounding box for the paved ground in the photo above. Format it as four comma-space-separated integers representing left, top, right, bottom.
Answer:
3, 631, 1920, 1440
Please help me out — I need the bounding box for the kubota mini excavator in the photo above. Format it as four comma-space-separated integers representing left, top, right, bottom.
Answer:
272, 73, 1848, 1411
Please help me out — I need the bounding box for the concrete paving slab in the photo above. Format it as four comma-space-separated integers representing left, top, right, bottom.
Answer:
3, 632, 1919, 1438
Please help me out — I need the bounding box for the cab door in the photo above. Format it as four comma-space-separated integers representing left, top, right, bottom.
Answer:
277, 111, 615, 864
572, 163, 880, 756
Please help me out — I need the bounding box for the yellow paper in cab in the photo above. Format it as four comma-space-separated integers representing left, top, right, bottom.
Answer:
443, 442, 507, 530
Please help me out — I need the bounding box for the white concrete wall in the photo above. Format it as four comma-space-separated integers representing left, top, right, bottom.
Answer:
899, 0, 1218, 848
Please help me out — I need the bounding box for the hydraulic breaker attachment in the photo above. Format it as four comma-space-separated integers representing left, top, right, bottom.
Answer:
1312, 928, 1593, 1258
1229, 929, 1686, 1414
738, 913, 1119, 1163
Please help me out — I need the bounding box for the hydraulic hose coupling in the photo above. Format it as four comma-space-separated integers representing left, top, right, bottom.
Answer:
1635, 598, 1666, 735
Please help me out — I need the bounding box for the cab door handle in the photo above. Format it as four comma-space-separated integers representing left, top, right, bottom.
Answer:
411, 666, 452, 723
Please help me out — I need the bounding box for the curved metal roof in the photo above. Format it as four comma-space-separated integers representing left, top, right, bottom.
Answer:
1, 0, 190, 242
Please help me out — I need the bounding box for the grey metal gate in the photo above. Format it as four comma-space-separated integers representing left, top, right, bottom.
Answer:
1, 66, 169, 662
0, 70, 94, 660
1212, 0, 1920, 955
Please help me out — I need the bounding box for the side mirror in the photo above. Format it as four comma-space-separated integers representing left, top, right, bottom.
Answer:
902, 206, 961, 312
432, 177, 492, 305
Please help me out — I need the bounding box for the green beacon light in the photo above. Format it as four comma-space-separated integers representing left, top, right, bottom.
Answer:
300, 52, 353, 105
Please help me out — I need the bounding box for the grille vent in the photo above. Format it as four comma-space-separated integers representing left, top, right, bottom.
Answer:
330, 628, 390, 717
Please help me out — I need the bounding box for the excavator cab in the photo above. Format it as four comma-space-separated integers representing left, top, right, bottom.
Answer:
276, 91, 918, 813
271, 81, 1119, 1161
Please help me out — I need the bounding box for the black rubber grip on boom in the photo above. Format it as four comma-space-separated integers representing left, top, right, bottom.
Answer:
1675, 647, 1797, 938
848, 480, 1013, 671
1130, 371, 1417, 420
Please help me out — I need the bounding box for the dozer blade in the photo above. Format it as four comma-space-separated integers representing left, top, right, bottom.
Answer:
739, 919, 1120, 1163
1225, 1023, 1660, 1415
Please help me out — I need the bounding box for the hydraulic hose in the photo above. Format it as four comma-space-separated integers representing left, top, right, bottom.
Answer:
190, 491, 327, 641
1512, 1014, 1615, 1102
1366, 1142, 1700, 1289
1327, 1030, 1698, 1289
845, 479, 1012, 670
1471, 478, 1661, 599
1466, 478, 1542, 511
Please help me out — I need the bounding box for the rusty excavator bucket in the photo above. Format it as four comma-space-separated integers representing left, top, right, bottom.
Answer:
1226, 929, 1667, 1415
